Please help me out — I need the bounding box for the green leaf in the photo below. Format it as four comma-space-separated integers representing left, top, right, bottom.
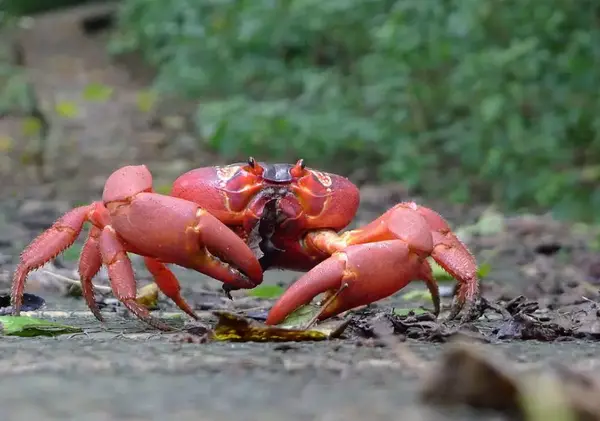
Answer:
21, 117, 42, 137
429, 259, 455, 281
61, 244, 82, 262
136, 283, 159, 309
401, 289, 434, 302
82, 83, 114, 102
247, 284, 285, 299
480, 95, 504, 123
136, 90, 158, 113
393, 308, 427, 316
430, 259, 492, 282
276, 304, 321, 329
0, 316, 82, 337
478, 263, 492, 278
54, 101, 79, 118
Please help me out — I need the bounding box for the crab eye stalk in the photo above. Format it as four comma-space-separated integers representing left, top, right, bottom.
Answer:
245, 157, 264, 175
291, 159, 307, 178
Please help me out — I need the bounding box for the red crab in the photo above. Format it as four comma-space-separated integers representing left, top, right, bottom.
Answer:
11, 159, 479, 331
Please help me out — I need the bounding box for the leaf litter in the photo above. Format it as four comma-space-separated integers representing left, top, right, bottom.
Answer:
0, 315, 82, 337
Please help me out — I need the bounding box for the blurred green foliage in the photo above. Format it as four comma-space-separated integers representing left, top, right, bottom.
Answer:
2, 0, 108, 16
0, 9, 30, 115
5, 0, 600, 221
109, 0, 600, 221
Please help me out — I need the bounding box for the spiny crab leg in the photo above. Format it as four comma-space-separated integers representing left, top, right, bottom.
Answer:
11, 202, 176, 331
78, 225, 104, 321
143, 257, 198, 320
11, 202, 107, 315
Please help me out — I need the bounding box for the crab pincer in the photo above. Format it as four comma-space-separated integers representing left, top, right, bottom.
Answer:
265, 202, 479, 326
265, 240, 442, 325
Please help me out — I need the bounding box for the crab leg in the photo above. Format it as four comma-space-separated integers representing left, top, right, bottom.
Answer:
78, 225, 104, 321
99, 226, 173, 331
11, 202, 108, 314
143, 257, 198, 320
408, 205, 479, 319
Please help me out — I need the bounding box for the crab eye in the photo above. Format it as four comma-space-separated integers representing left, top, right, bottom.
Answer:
244, 157, 264, 176
290, 159, 307, 178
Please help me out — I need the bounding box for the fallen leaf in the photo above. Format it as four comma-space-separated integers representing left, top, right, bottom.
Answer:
21, 117, 42, 137
211, 310, 348, 342
247, 284, 285, 299
54, 101, 79, 118
400, 289, 434, 302
393, 308, 428, 316
82, 83, 113, 102
0, 135, 14, 151
0, 315, 82, 337
136, 90, 158, 113
276, 304, 321, 329
478, 262, 492, 278
136, 283, 159, 309
276, 304, 351, 336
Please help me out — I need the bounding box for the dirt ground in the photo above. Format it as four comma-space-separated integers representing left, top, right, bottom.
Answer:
3, 4, 600, 421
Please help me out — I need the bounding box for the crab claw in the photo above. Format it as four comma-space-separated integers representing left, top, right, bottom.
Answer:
102, 165, 264, 290
265, 240, 441, 326
265, 201, 479, 326
183, 208, 264, 289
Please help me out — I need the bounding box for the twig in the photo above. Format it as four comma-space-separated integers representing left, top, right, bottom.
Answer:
303, 283, 349, 330
40, 270, 113, 293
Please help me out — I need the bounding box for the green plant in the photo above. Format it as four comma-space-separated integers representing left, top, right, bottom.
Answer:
110, 0, 600, 221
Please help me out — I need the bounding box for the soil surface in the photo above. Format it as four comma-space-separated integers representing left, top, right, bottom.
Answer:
2, 4, 600, 421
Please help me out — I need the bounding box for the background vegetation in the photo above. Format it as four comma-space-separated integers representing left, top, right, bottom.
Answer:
3, 0, 600, 222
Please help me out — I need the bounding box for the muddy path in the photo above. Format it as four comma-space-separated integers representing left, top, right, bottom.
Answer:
3, 4, 600, 421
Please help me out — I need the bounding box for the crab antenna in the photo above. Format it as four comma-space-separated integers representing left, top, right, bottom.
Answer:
248, 157, 256, 168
